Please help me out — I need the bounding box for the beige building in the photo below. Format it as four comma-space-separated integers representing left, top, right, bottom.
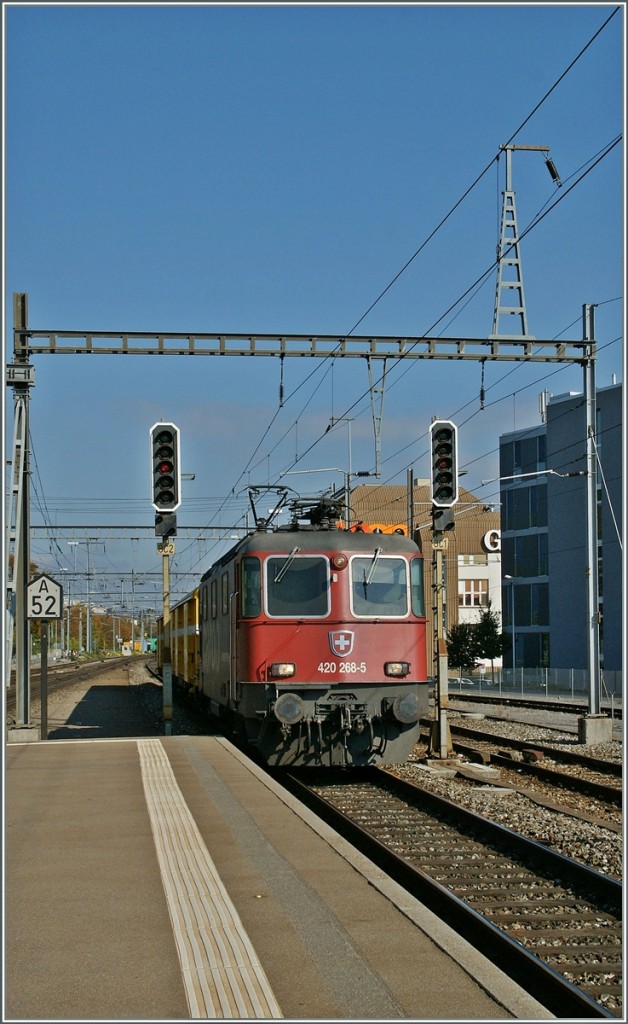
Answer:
350, 482, 502, 674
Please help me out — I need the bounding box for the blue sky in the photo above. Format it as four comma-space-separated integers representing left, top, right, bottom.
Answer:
4, 2, 624, 608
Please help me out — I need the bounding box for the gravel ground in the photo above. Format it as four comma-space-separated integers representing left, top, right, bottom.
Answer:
392, 758, 623, 879
446, 705, 622, 762
388, 709, 623, 880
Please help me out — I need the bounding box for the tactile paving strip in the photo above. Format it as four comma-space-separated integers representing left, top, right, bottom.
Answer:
138, 738, 282, 1019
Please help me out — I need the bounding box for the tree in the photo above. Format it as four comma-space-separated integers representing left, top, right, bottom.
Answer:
446, 622, 479, 676
474, 600, 507, 683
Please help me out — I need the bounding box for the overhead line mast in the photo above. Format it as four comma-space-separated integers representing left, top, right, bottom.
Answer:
491, 143, 562, 340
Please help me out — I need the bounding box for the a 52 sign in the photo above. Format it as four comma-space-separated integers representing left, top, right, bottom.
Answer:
27, 574, 63, 620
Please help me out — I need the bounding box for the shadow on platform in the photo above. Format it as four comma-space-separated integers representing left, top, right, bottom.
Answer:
48, 682, 165, 740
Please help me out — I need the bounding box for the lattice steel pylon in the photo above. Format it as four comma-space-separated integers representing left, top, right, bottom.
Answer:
4, 360, 34, 709
490, 144, 557, 340
5, 395, 25, 684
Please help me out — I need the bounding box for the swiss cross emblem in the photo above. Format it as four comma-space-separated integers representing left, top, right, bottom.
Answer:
329, 630, 354, 657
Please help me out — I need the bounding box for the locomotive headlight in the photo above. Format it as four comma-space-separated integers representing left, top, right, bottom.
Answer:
331, 553, 348, 570
384, 661, 410, 677
391, 692, 421, 724
273, 692, 305, 725
269, 662, 296, 678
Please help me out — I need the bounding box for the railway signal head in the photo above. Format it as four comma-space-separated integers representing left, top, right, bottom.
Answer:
150, 422, 181, 512
430, 419, 458, 508
155, 512, 177, 538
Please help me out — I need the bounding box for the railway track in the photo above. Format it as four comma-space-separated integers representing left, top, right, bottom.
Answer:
442, 718, 622, 772
451, 690, 623, 721
278, 767, 622, 1019
428, 723, 622, 825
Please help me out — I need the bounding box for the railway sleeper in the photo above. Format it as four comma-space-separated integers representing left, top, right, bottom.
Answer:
486, 911, 619, 927
536, 956, 623, 973
521, 930, 623, 943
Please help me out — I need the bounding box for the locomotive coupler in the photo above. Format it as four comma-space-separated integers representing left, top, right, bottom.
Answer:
316, 718, 323, 748
339, 704, 352, 735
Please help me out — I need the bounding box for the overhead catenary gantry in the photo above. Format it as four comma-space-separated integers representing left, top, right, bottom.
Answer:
14, 325, 587, 362
6, 293, 600, 731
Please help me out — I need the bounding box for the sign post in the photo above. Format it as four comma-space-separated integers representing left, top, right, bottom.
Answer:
428, 418, 458, 760
158, 542, 175, 735
27, 574, 63, 740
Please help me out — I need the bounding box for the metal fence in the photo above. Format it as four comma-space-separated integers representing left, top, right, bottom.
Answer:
453, 667, 623, 701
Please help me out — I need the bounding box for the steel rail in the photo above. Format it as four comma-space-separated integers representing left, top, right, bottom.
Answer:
445, 721, 623, 776
279, 768, 620, 1019
486, 751, 622, 804
451, 691, 623, 721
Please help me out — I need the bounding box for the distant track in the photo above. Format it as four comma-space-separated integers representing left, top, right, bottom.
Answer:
450, 690, 622, 721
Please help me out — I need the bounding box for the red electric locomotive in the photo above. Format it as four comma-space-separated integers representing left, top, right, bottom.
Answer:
193, 490, 430, 767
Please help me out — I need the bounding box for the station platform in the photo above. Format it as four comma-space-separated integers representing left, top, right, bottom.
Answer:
5, 733, 553, 1021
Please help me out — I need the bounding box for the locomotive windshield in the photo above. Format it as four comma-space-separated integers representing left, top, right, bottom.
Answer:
266, 555, 329, 617
350, 555, 409, 617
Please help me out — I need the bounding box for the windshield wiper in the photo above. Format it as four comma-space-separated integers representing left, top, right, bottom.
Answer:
364, 546, 382, 586
274, 547, 300, 585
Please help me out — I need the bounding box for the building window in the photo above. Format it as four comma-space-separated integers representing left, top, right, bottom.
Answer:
501, 435, 546, 480
530, 484, 547, 527
539, 533, 548, 575
514, 534, 548, 577
530, 583, 549, 626
514, 435, 545, 474
504, 483, 547, 531
458, 553, 488, 566
459, 579, 488, 607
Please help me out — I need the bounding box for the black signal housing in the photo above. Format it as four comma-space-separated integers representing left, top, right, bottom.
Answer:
150, 422, 181, 512
429, 420, 458, 509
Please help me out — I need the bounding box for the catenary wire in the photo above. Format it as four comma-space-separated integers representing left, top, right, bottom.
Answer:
179, 10, 621, 552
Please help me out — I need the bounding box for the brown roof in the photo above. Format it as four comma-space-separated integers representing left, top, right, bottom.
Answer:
349, 482, 500, 547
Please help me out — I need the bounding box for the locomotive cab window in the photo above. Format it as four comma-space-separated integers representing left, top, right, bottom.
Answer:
411, 557, 425, 617
241, 556, 261, 618
221, 573, 229, 615
350, 555, 408, 617
266, 555, 329, 617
